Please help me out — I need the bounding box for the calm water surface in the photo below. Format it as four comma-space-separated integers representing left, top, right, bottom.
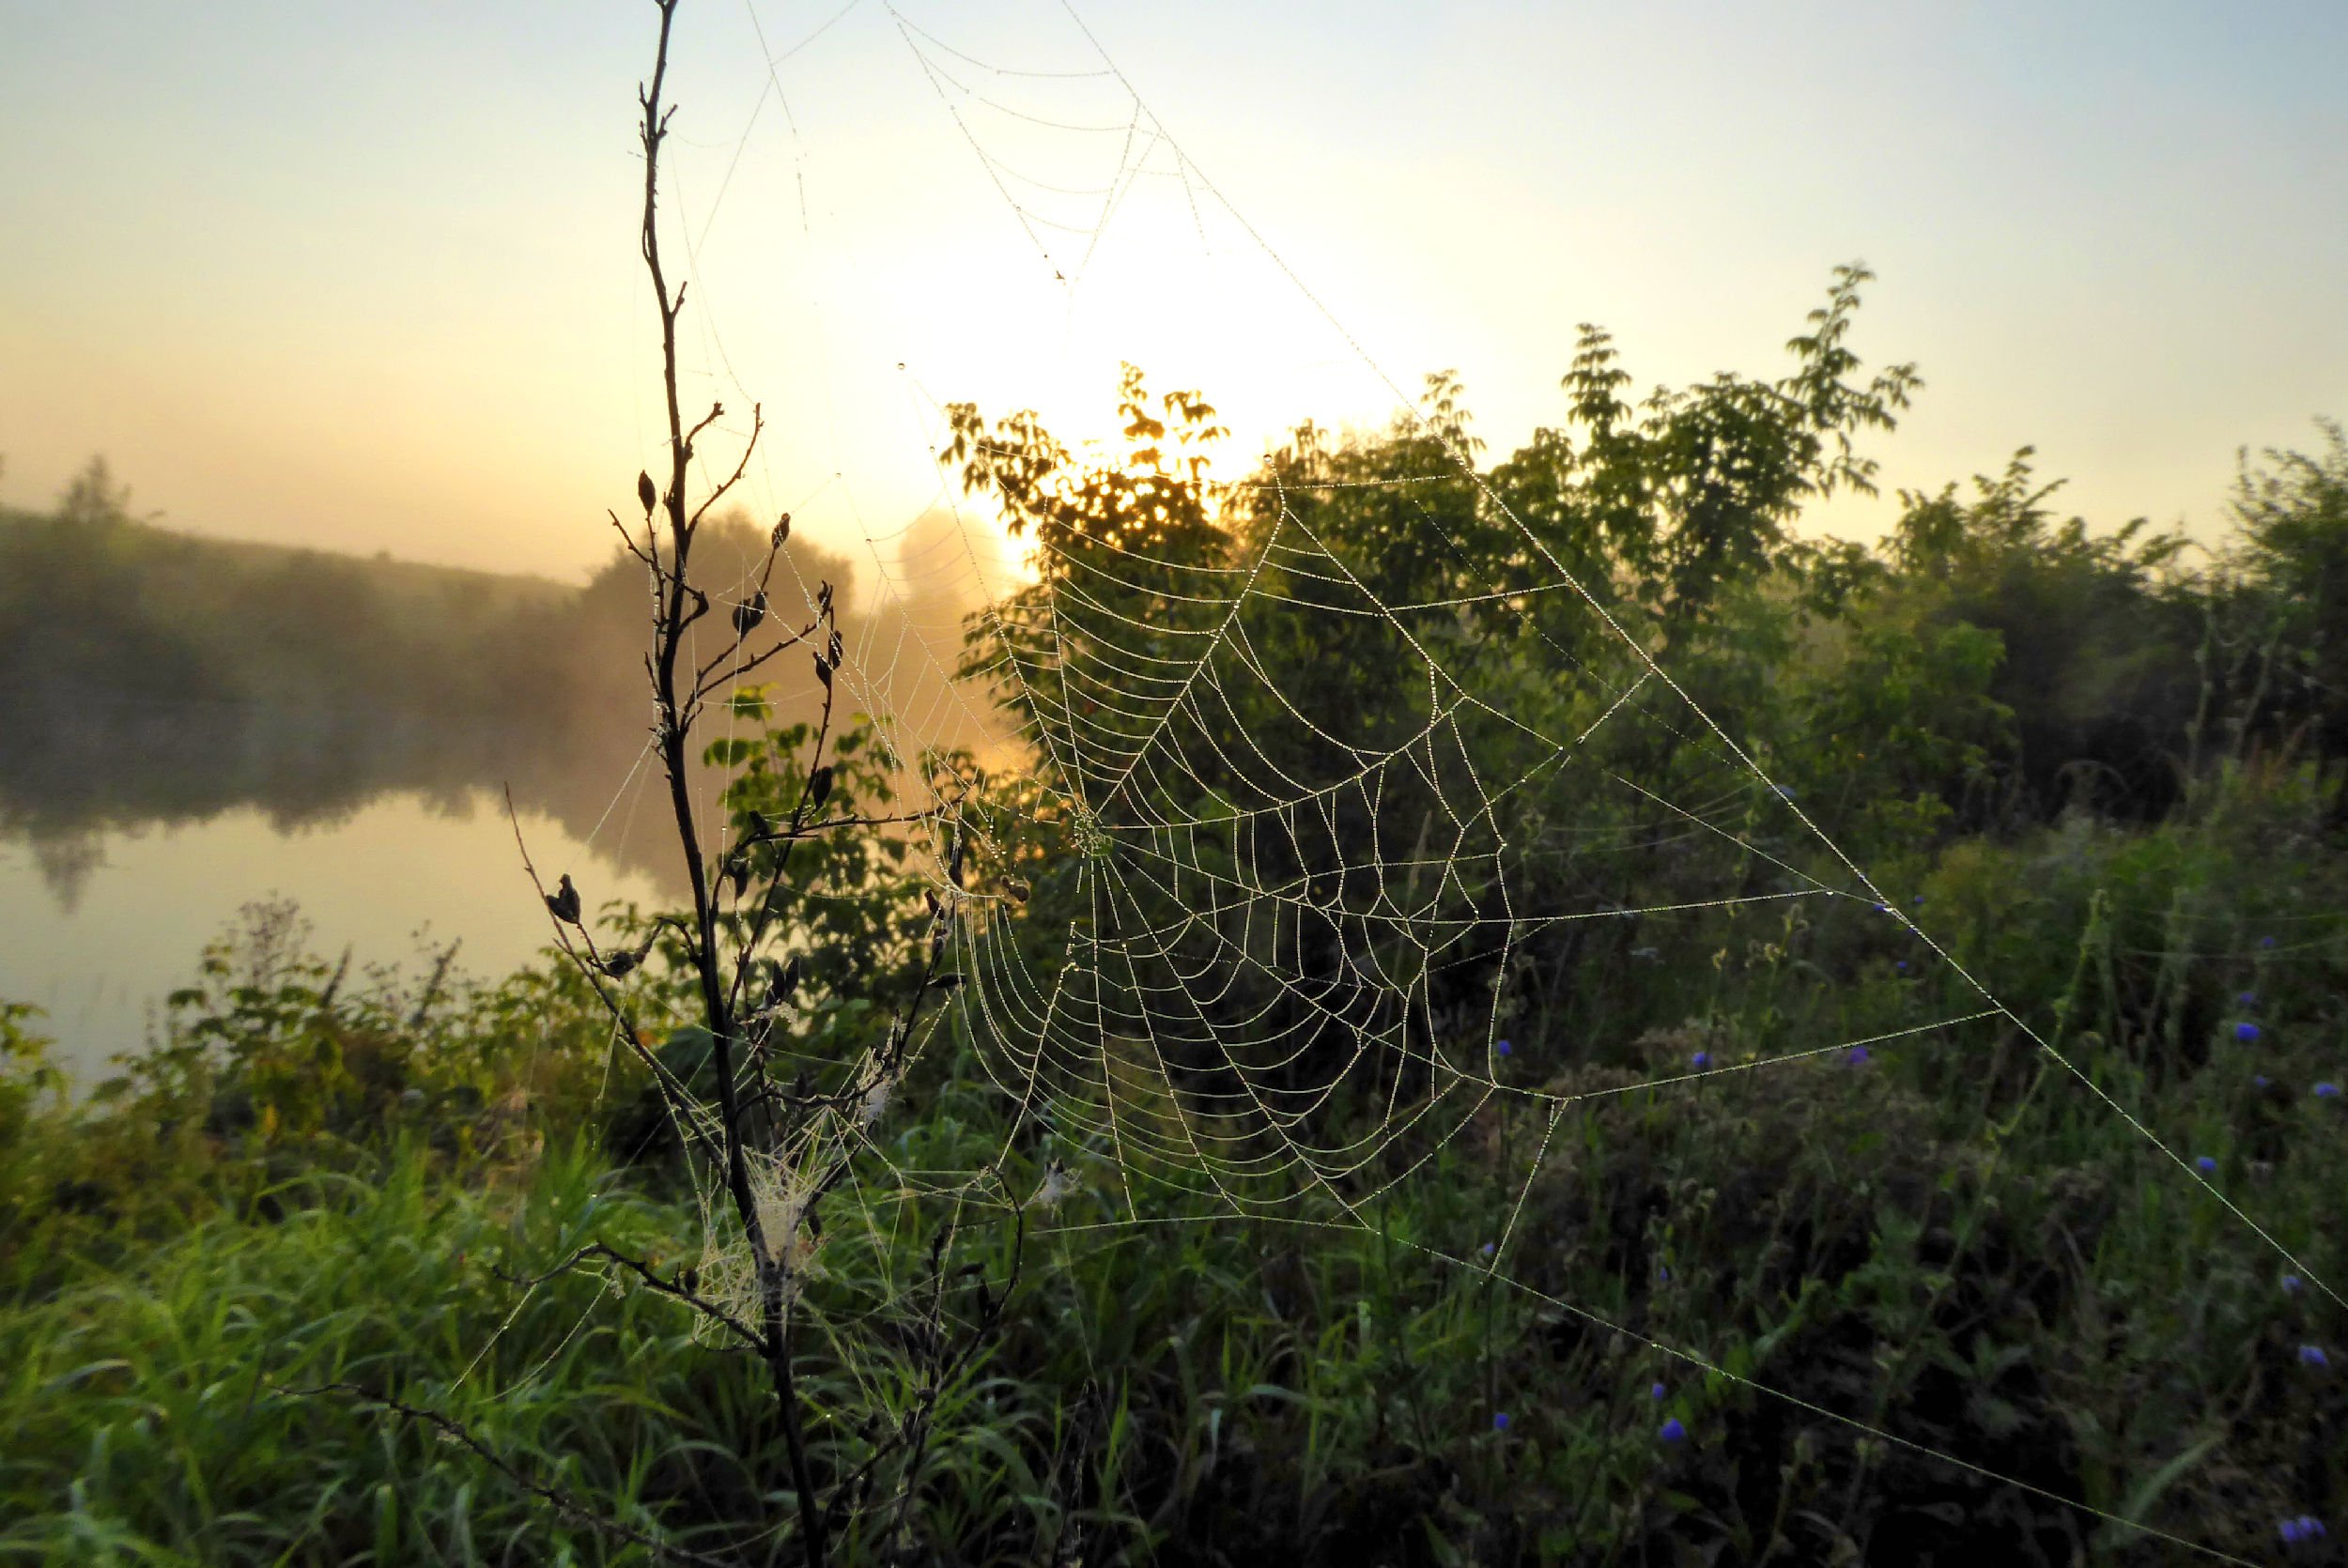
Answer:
0, 792, 672, 1085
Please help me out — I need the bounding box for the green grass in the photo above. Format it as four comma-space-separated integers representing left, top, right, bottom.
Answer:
3, 770, 2343, 1564
1, 1145, 735, 1564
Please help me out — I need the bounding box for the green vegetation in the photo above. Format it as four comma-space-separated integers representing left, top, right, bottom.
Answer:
5, 290, 2346, 1561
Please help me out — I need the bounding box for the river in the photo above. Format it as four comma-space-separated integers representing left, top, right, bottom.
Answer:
0, 786, 677, 1088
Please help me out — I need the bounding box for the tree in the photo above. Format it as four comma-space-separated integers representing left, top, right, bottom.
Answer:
1886, 451, 2200, 821
2218, 420, 2348, 804
55, 454, 141, 530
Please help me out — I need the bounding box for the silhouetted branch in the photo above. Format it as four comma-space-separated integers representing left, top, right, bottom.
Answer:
687, 402, 763, 531
503, 1241, 762, 1348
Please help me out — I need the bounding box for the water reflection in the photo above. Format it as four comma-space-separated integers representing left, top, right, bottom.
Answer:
4, 704, 672, 911
1, 704, 688, 914
0, 790, 671, 1085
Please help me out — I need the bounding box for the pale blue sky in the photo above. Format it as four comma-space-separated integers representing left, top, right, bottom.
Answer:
2, 1, 2340, 580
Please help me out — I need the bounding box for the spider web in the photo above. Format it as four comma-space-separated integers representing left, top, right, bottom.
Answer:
478, 7, 2337, 1561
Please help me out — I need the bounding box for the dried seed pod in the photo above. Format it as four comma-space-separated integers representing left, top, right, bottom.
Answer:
732, 590, 766, 638
638, 470, 657, 515
771, 511, 792, 547
807, 764, 834, 812
599, 933, 655, 978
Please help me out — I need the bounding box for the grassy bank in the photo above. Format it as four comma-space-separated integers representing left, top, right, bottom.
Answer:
2, 761, 2341, 1564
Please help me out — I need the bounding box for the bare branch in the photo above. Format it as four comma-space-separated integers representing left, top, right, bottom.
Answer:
692, 627, 819, 699
694, 612, 820, 696
748, 808, 937, 846
609, 507, 656, 568
503, 1242, 763, 1349
686, 399, 729, 458
687, 403, 763, 531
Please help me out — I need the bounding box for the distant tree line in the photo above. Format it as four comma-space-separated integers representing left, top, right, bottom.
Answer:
0, 458, 886, 888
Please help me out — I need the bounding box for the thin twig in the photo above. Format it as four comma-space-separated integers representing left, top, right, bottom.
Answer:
502, 1241, 765, 1349
687, 401, 764, 530
502, 784, 720, 1165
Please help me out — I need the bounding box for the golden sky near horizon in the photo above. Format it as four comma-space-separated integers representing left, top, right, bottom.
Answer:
2, 0, 2343, 589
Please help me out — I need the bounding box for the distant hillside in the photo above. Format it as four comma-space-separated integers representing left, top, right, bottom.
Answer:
0, 502, 576, 602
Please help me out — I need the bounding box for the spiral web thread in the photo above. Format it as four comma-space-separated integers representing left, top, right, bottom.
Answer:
477, 8, 2337, 1560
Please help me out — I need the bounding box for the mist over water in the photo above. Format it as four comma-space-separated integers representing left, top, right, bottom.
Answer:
0, 494, 1014, 1084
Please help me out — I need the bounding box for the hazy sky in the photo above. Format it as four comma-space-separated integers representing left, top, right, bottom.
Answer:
3, 1, 2341, 585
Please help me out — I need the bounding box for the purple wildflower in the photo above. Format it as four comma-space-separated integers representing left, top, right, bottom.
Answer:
2235, 1022, 2262, 1043
1846, 1046, 1871, 1067
1479, 1241, 1495, 1257
2282, 1515, 2328, 1544
1691, 1051, 1710, 1070
1496, 1038, 1512, 1057
2262, 936, 2278, 948
1650, 1381, 1667, 1400
2283, 1518, 2306, 1545
2282, 1274, 2304, 1294
2238, 991, 2258, 1007
2316, 1082, 2340, 1099
2195, 1155, 2217, 1174
1659, 1417, 1688, 1444
1896, 961, 1908, 972
2255, 1074, 2272, 1088
1493, 1411, 1511, 1432
2298, 1344, 2329, 1369
1657, 1263, 1671, 1283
